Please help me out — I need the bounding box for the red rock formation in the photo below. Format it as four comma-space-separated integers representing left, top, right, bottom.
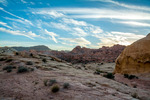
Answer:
51, 44, 126, 64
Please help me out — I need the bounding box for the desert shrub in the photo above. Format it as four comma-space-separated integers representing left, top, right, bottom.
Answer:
94, 69, 101, 75
44, 79, 48, 86
15, 52, 19, 55
124, 74, 138, 80
6, 59, 13, 62
48, 79, 57, 86
51, 85, 60, 93
30, 53, 33, 57
42, 58, 47, 63
103, 73, 114, 79
131, 93, 139, 99
7, 69, 12, 73
17, 66, 28, 73
3, 65, 16, 72
63, 83, 70, 89
26, 61, 33, 65
0, 58, 6, 61
124, 74, 129, 78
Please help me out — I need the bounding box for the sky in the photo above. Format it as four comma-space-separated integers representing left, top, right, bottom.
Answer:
0, 0, 150, 50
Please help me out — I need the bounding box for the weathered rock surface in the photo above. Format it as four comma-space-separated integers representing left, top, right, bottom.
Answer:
52, 44, 125, 64
114, 33, 150, 74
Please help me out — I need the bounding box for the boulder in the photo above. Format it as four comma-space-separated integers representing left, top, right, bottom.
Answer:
114, 33, 150, 74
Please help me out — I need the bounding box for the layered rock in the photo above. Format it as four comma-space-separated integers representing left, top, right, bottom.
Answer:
114, 33, 150, 74
51, 44, 125, 64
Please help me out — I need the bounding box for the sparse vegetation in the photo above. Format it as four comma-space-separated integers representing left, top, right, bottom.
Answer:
15, 52, 19, 55
26, 61, 33, 65
103, 73, 114, 79
44, 79, 48, 86
51, 85, 60, 93
94, 69, 105, 75
3, 65, 16, 73
7, 69, 12, 72
30, 53, 33, 57
42, 58, 47, 63
48, 79, 57, 86
6, 59, 13, 62
124, 74, 138, 80
131, 93, 139, 99
0, 58, 6, 61
17, 66, 29, 73
63, 83, 70, 89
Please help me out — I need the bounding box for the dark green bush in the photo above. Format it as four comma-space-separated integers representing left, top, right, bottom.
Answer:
42, 58, 47, 63
30, 53, 33, 57
7, 69, 12, 73
6, 59, 13, 62
103, 73, 114, 79
63, 83, 70, 89
51, 85, 60, 93
49, 79, 57, 86
44, 79, 48, 86
0, 58, 6, 61
17, 66, 28, 73
15, 52, 19, 55
124, 74, 138, 80
26, 61, 33, 65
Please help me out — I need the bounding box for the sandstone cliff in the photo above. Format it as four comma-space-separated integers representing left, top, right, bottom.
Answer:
114, 33, 150, 74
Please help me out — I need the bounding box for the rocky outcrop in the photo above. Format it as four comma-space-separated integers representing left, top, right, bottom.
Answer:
114, 33, 150, 74
51, 44, 125, 64
0, 47, 17, 55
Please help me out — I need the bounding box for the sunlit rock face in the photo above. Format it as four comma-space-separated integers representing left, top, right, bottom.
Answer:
114, 33, 150, 74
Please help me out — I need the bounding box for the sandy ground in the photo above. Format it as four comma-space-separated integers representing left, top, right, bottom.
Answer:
0, 54, 150, 100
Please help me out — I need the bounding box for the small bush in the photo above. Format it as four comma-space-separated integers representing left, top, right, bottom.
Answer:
103, 73, 114, 79
17, 66, 28, 73
131, 93, 139, 99
0, 58, 6, 61
48, 79, 57, 86
42, 58, 47, 63
51, 85, 60, 93
44, 79, 48, 86
15, 52, 19, 55
30, 53, 33, 57
6, 59, 13, 62
3, 65, 13, 70
7, 69, 12, 73
26, 61, 33, 65
124, 74, 138, 80
63, 83, 70, 89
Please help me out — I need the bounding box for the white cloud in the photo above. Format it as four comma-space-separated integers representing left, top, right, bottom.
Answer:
21, 0, 27, 3
73, 27, 88, 36
54, 8, 150, 20
44, 29, 58, 43
91, 0, 150, 12
0, 0, 7, 6
0, 27, 40, 40
0, 8, 33, 26
4, 17, 33, 26
62, 18, 87, 26
116, 21, 150, 27
30, 2, 35, 5
0, 21, 12, 29
60, 37, 91, 47
50, 22, 71, 31
97, 31, 145, 47
32, 10, 65, 18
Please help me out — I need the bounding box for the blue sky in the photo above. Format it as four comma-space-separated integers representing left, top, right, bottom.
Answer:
0, 0, 150, 50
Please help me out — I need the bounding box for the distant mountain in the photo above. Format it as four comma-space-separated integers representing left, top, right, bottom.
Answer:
12, 45, 51, 51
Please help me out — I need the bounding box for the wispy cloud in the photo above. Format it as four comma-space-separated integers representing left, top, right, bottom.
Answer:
0, 7, 33, 26
0, 0, 8, 6
0, 27, 40, 40
60, 37, 91, 47
62, 18, 87, 26
90, 0, 150, 11
54, 8, 150, 20
116, 21, 150, 27
0, 21, 12, 29
44, 29, 58, 43
21, 0, 27, 4
97, 31, 145, 47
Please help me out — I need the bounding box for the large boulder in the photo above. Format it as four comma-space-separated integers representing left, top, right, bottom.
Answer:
114, 33, 150, 74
